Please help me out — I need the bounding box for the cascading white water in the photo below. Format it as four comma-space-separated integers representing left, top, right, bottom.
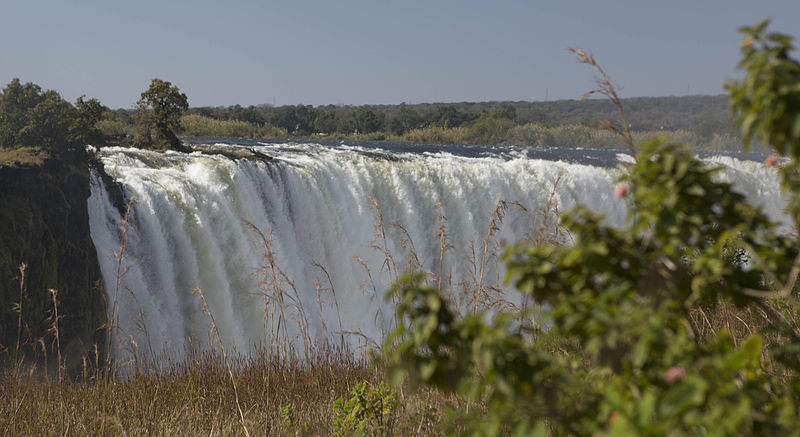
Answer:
87, 142, 787, 363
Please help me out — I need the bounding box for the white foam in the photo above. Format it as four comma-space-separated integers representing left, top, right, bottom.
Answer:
88, 144, 787, 364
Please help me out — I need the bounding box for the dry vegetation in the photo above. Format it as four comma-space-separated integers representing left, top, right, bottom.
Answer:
0, 351, 442, 436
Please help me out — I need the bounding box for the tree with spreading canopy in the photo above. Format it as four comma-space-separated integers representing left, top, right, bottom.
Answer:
135, 78, 190, 152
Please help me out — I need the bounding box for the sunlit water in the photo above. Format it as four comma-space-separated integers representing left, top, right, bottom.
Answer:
87, 139, 786, 363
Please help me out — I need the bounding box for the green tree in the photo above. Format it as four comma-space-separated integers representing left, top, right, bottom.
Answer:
269, 105, 315, 135
344, 107, 383, 135
135, 78, 189, 151
382, 21, 800, 435
727, 19, 800, 220
388, 104, 423, 135
466, 115, 514, 144
18, 90, 75, 151
0, 79, 43, 148
487, 103, 517, 121
429, 105, 476, 128
0, 79, 105, 153
313, 106, 338, 134
238, 105, 267, 125
69, 96, 107, 145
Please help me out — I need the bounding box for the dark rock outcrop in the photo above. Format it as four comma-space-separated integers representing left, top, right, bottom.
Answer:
0, 149, 106, 373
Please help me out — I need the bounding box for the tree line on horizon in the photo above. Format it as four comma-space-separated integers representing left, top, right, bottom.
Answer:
182, 94, 734, 136
2, 74, 753, 159
103, 94, 750, 151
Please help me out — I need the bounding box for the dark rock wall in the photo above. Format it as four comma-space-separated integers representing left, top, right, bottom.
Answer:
0, 149, 106, 371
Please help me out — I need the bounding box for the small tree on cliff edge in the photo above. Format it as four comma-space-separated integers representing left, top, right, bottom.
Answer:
135, 78, 189, 152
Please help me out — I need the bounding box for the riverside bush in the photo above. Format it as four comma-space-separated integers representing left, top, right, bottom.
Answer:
180, 114, 289, 139
382, 21, 800, 435
333, 380, 397, 436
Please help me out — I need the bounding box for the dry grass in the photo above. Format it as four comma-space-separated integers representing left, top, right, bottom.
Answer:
0, 351, 453, 436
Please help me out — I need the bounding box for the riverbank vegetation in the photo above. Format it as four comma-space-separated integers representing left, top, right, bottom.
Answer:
0, 79, 105, 166
2, 19, 800, 436
97, 94, 750, 152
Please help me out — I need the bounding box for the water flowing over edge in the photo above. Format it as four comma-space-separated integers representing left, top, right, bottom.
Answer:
87, 142, 788, 366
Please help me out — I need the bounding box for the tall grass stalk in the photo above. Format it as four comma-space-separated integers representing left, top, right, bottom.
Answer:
435, 202, 452, 294
107, 197, 136, 379
192, 287, 251, 437
46, 289, 62, 383
248, 222, 314, 360
313, 262, 345, 349
368, 196, 397, 285
353, 256, 388, 338
468, 199, 508, 313
13, 262, 27, 363
569, 48, 637, 155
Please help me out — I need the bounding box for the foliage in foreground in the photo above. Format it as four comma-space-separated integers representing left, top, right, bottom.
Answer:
382, 20, 800, 435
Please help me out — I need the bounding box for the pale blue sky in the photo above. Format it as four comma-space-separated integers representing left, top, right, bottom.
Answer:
1, 1, 799, 109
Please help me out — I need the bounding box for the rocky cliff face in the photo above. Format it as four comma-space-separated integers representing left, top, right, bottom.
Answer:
0, 149, 106, 372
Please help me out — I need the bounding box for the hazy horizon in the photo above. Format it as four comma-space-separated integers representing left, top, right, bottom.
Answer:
102, 93, 730, 111
2, 1, 799, 109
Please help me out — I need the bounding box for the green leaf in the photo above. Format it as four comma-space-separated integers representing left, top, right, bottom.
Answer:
731, 335, 763, 370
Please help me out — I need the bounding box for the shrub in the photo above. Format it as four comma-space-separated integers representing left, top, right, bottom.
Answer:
180, 114, 288, 139
394, 125, 470, 145
333, 381, 397, 436
465, 116, 514, 144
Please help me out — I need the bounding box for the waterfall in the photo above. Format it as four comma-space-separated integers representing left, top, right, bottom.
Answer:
87, 141, 786, 363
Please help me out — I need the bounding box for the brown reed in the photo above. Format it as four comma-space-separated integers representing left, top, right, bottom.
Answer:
192, 286, 251, 437
13, 262, 27, 363
569, 47, 637, 156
